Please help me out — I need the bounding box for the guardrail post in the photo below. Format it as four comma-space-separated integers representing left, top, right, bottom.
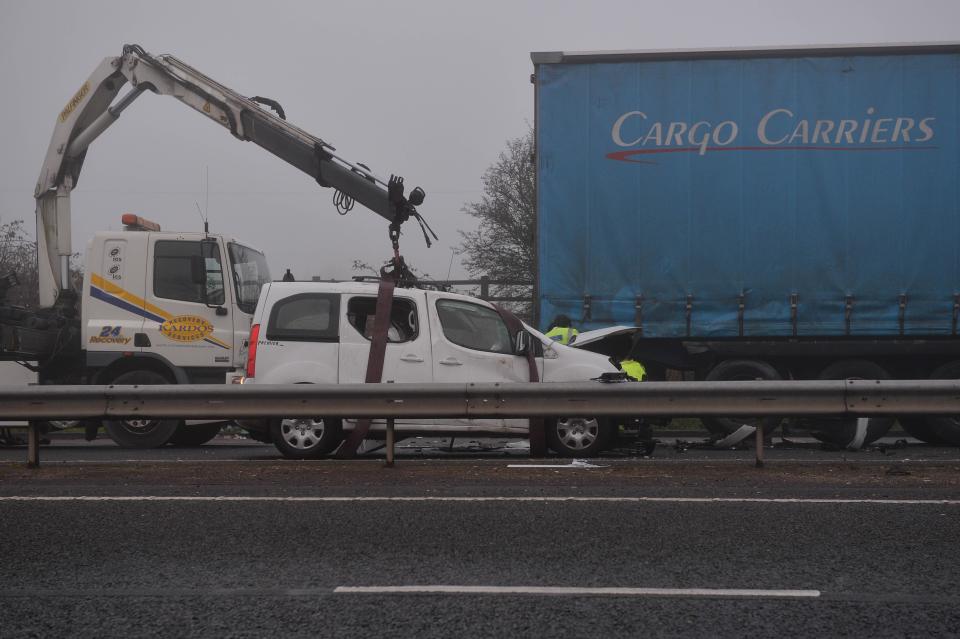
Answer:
755, 423, 764, 468
27, 422, 40, 468
385, 418, 395, 467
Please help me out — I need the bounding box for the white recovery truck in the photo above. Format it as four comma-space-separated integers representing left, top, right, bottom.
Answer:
0, 44, 431, 447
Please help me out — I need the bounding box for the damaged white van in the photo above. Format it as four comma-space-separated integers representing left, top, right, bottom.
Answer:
241, 281, 619, 458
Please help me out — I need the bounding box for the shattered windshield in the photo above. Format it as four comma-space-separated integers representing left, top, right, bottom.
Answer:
228, 242, 271, 314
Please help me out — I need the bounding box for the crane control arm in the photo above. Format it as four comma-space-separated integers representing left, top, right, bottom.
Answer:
34, 43, 432, 307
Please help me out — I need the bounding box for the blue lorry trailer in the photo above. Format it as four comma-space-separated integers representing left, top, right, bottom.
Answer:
531, 43, 960, 444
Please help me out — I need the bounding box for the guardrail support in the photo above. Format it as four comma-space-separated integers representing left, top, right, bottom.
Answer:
385, 418, 395, 468
755, 423, 765, 468
27, 422, 40, 468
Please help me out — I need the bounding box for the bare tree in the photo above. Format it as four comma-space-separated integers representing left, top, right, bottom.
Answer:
0, 218, 81, 308
457, 129, 535, 318
0, 219, 39, 307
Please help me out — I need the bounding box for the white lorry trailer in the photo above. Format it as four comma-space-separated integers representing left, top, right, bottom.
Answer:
0, 44, 430, 447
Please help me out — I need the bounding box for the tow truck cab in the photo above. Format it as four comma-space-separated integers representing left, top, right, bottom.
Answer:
81, 214, 270, 386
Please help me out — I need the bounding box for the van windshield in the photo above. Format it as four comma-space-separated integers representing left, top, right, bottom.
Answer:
228, 243, 271, 314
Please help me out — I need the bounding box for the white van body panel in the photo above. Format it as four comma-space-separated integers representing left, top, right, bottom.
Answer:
246, 281, 617, 435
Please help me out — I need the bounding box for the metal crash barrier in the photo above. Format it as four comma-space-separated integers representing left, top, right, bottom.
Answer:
2, 379, 960, 467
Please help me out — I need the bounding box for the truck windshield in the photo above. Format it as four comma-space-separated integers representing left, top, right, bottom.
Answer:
228, 243, 271, 314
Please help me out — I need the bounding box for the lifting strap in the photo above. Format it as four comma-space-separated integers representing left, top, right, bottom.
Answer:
336, 273, 397, 458
494, 305, 547, 457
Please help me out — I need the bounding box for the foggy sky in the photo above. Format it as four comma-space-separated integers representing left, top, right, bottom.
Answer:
2, 0, 959, 282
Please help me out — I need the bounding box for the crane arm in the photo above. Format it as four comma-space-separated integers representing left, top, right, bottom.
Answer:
34, 44, 428, 307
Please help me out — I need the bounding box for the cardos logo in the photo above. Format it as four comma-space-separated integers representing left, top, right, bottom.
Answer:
160, 315, 214, 343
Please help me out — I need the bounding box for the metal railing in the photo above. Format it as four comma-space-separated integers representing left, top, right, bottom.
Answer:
422, 277, 532, 303
4, 379, 960, 467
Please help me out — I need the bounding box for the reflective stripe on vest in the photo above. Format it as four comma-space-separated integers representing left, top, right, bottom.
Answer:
545, 326, 578, 345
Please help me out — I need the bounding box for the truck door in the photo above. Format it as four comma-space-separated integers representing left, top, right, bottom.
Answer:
427, 293, 542, 432
143, 238, 235, 374
85, 234, 146, 355
338, 290, 431, 429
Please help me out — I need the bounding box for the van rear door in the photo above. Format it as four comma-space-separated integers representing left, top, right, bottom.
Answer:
254, 289, 340, 384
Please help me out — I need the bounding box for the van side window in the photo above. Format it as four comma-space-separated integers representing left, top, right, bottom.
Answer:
266, 293, 339, 342
347, 297, 418, 343
154, 240, 223, 304
436, 299, 512, 354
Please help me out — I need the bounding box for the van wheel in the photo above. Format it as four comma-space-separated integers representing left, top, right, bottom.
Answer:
168, 423, 222, 446
271, 417, 343, 459
546, 417, 609, 457
103, 370, 180, 448
812, 360, 894, 448
701, 359, 782, 439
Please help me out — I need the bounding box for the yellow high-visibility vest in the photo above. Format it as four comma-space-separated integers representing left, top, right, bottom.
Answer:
545, 326, 578, 345
621, 358, 646, 381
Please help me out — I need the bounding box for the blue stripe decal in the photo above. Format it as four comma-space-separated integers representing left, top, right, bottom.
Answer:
91, 285, 230, 349
203, 337, 230, 350
89, 285, 166, 324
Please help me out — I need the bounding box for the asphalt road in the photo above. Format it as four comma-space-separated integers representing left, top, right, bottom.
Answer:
2, 437, 959, 637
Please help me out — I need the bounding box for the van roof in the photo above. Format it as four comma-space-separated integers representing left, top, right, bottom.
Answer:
267, 280, 497, 306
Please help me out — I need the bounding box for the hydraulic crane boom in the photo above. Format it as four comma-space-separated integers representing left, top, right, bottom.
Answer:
34, 43, 429, 307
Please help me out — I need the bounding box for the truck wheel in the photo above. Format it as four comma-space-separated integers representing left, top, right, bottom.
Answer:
103, 369, 180, 448
270, 417, 343, 459
897, 416, 947, 445
701, 359, 781, 440
546, 417, 610, 457
924, 361, 960, 446
168, 423, 222, 446
812, 360, 894, 447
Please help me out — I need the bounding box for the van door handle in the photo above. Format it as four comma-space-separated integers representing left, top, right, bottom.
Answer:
439, 357, 462, 366
400, 354, 424, 363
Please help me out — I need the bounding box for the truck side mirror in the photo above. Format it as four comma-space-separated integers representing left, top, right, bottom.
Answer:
514, 330, 530, 355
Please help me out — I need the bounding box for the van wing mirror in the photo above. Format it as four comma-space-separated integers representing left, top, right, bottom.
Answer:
514, 330, 530, 355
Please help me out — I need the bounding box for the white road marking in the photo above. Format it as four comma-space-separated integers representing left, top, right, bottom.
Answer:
334, 585, 821, 598
0, 496, 958, 504
2, 456, 959, 466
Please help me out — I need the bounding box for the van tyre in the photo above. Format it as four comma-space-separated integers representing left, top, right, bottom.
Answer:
812, 359, 894, 447
103, 369, 180, 448
546, 417, 610, 457
701, 359, 782, 440
168, 423, 222, 446
925, 361, 960, 446
271, 417, 343, 459
897, 416, 947, 445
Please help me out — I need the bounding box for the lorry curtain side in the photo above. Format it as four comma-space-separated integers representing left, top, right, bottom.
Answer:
534, 49, 960, 337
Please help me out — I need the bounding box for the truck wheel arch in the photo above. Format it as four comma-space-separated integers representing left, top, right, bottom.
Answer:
93, 354, 185, 385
